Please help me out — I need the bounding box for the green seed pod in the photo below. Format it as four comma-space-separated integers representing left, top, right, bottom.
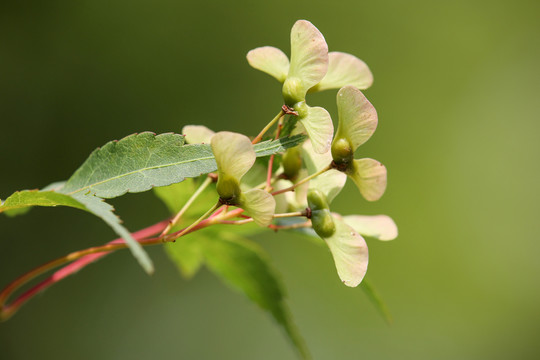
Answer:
282, 78, 304, 106
331, 137, 354, 167
311, 208, 336, 238
307, 189, 336, 238
307, 189, 330, 211
282, 146, 302, 180
216, 175, 241, 204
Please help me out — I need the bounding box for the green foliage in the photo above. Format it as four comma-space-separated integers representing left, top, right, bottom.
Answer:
1, 133, 305, 273
155, 181, 306, 357
201, 231, 310, 359
62, 132, 190, 198
280, 115, 299, 137
0, 189, 154, 273
0, 190, 86, 216
61, 133, 304, 199
252, 134, 306, 157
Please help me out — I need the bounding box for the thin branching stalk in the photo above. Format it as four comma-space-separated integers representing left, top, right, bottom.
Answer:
265, 117, 285, 191
252, 109, 284, 144
160, 176, 213, 236
0, 208, 248, 321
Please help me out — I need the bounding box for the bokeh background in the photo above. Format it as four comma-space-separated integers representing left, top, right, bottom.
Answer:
1, 0, 539, 359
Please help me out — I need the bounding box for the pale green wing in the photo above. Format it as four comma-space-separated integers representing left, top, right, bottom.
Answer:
348, 158, 387, 201
246, 46, 290, 82
182, 125, 215, 144
288, 20, 329, 94
273, 179, 293, 214
299, 106, 334, 154
211, 132, 255, 182
239, 189, 276, 227
311, 52, 373, 92
311, 170, 346, 205
335, 86, 378, 151
341, 214, 398, 241
323, 216, 369, 287
290, 168, 310, 209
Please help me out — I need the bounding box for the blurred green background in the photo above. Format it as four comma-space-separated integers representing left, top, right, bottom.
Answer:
1, 0, 539, 359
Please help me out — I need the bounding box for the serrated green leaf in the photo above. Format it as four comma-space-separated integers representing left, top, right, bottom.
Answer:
252, 134, 306, 157
62, 132, 190, 198
61, 132, 305, 199
281, 115, 299, 137
201, 232, 310, 359
0, 190, 87, 217
0, 189, 153, 274
73, 193, 153, 274
360, 276, 393, 325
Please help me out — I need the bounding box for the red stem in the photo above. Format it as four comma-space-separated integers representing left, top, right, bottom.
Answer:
0, 219, 169, 320
266, 119, 284, 189
1, 207, 248, 320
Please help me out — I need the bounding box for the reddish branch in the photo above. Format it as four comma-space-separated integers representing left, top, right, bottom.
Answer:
0, 207, 246, 321
0, 219, 169, 321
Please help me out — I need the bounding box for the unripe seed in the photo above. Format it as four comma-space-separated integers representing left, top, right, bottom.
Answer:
311, 208, 336, 238
216, 175, 241, 204
282, 78, 304, 106
282, 146, 302, 180
307, 189, 330, 211
331, 138, 354, 167
307, 189, 336, 237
